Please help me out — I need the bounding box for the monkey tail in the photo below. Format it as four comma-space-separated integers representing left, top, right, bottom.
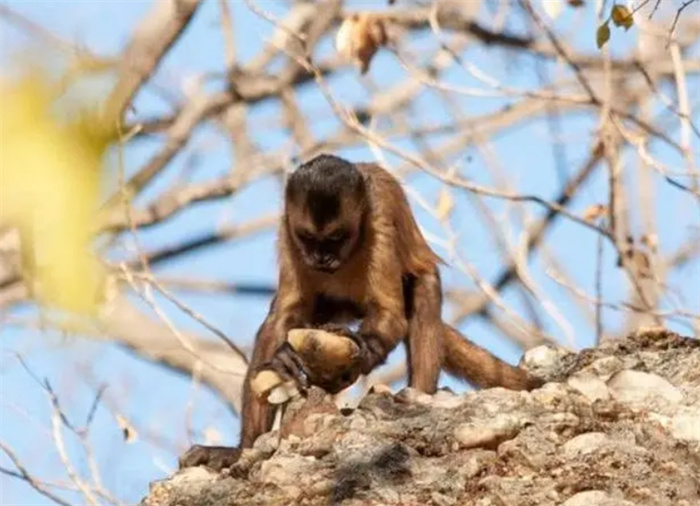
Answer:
442, 325, 541, 391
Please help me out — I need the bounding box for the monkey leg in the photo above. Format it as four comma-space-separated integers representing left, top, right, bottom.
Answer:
405, 270, 444, 393
178, 445, 241, 471
178, 313, 284, 471
442, 325, 542, 391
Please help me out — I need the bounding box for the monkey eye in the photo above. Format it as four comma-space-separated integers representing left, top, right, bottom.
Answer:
326, 230, 348, 243
295, 229, 315, 242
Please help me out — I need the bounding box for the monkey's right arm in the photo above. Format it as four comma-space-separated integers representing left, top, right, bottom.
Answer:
178, 299, 293, 471
240, 271, 317, 444
179, 269, 308, 471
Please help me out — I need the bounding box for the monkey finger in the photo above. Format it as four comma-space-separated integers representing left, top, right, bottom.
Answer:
315, 323, 357, 338
354, 332, 386, 374
271, 343, 310, 391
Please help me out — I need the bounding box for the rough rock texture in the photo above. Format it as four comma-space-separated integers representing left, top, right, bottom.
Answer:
140, 329, 700, 506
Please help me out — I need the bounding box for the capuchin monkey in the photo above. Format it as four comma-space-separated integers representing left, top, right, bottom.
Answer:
179, 154, 541, 470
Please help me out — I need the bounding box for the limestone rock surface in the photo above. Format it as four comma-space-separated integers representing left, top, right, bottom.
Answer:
140, 329, 700, 506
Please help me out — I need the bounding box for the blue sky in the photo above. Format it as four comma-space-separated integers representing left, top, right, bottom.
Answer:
1, 1, 698, 503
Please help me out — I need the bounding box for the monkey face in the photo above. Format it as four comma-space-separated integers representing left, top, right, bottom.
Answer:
285, 154, 368, 273
290, 220, 361, 273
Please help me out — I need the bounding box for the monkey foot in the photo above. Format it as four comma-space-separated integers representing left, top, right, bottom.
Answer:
178, 445, 242, 471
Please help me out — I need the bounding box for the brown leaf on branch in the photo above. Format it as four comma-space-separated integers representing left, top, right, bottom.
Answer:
583, 204, 608, 223
611, 5, 634, 30
115, 414, 139, 443
335, 13, 388, 74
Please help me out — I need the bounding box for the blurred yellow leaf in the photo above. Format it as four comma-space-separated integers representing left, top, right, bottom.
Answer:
0, 69, 112, 315
611, 5, 634, 30
596, 22, 611, 49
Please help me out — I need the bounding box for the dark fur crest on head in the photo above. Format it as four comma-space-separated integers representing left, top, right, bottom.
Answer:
285, 154, 366, 227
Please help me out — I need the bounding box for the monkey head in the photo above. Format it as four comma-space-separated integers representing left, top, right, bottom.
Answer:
284, 154, 367, 273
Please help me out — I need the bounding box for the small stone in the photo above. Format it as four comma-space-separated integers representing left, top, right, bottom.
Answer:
522, 344, 573, 378
585, 356, 625, 378
562, 432, 610, 457
169, 466, 216, 484
567, 372, 610, 402
454, 415, 523, 449
671, 410, 700, 442
607, 370, 683, 406
258, 455, 315, 486
562, 490, 636, 506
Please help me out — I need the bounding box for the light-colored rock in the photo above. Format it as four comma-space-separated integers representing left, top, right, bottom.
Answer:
431, 389, 465, 409
567, 372, 610, 402
454, 414, 525, 449
521, 344, 573, 378
671, 409, 700, 442
562, 490, 637, 506
585, 356, 626, 378
607, 369, 683, 406
562, 432, 610, 457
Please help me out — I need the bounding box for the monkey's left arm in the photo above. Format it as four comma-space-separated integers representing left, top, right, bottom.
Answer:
354, 216, 408, 375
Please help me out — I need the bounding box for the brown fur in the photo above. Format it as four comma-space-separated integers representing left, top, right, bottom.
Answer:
178, 157, 540, 471
443, 325, 540, 390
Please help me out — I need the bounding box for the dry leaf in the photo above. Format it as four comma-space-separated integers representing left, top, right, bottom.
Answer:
336, 13, 387, 74
436, 188, 454, 221
596, 22, 611, 49
115, 414, 139, 443
543, 0, 563, 20
611, 5, 634, 30
583, 204, 608, 222
640, 234, 658, 253
629, 248, 653, 278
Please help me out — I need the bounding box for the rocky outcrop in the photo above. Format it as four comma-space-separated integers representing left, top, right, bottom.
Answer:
140, 329, 700, 506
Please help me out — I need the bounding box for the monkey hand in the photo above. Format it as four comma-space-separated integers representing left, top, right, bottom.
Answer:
252, 328, 362, 402
178, 444, 242, 471
260, 341, 311, 394
348, 332, 387, 375
314, 322, 358, 339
